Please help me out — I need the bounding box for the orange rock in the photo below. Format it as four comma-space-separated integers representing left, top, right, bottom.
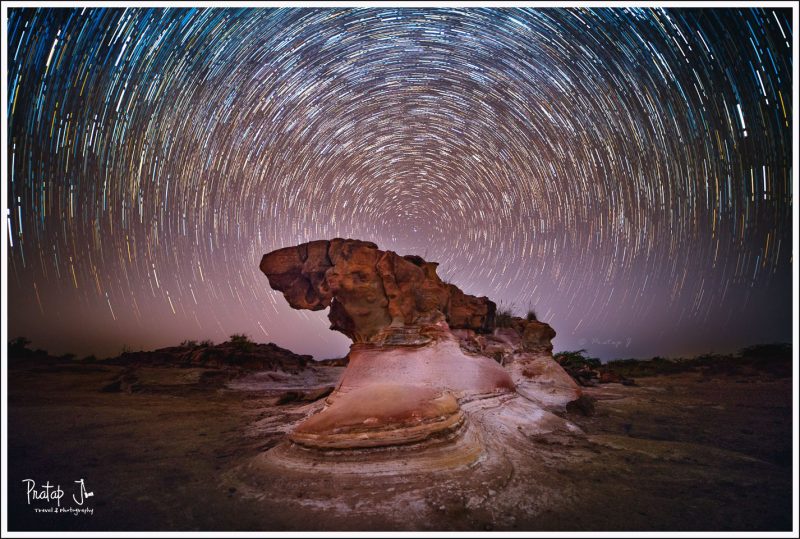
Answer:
519, 320, 557, 353
261, 239, 495, 343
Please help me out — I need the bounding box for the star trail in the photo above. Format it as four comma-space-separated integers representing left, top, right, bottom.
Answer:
5, 7, 794, 360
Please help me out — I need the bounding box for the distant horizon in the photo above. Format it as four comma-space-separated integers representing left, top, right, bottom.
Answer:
7, 331, 792, 364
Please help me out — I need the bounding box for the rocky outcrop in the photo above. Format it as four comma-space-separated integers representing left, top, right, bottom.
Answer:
260, 239, 496, 343
99, 339, 315, 394
106, 340, 311, 372
259, 238, 581, 454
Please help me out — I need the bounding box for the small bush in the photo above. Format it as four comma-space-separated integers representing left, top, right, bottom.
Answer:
554, 349, 602, 386
180, 340, 198, 348
554, 349, 601, 370
494, 301, 517, 328
229, 333, 254, 352
525, 309, 538, 322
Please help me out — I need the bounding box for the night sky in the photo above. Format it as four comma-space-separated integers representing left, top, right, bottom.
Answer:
6, 7, 794, 361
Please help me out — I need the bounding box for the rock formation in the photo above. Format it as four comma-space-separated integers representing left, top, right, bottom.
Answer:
259, 238, 581, 457
260, 239, 496, 343
107, 340, 312, 371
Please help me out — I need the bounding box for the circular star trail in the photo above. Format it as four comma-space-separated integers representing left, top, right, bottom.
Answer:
6, 7, 794, 359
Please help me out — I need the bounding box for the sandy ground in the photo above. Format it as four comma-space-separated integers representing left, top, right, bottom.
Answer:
6, 360, 793, 531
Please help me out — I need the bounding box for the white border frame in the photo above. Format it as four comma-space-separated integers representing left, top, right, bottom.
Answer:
1, 1, 798, 537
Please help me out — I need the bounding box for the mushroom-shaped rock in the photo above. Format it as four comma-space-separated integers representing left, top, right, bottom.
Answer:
260, 238, 580, 452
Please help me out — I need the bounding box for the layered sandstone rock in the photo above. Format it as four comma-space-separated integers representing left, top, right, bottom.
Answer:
259, 238, 580, 454
290, 384, 464, 449
450, 321, 579, 410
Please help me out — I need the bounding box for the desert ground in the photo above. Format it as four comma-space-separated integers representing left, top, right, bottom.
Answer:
7, 353, 793, 532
